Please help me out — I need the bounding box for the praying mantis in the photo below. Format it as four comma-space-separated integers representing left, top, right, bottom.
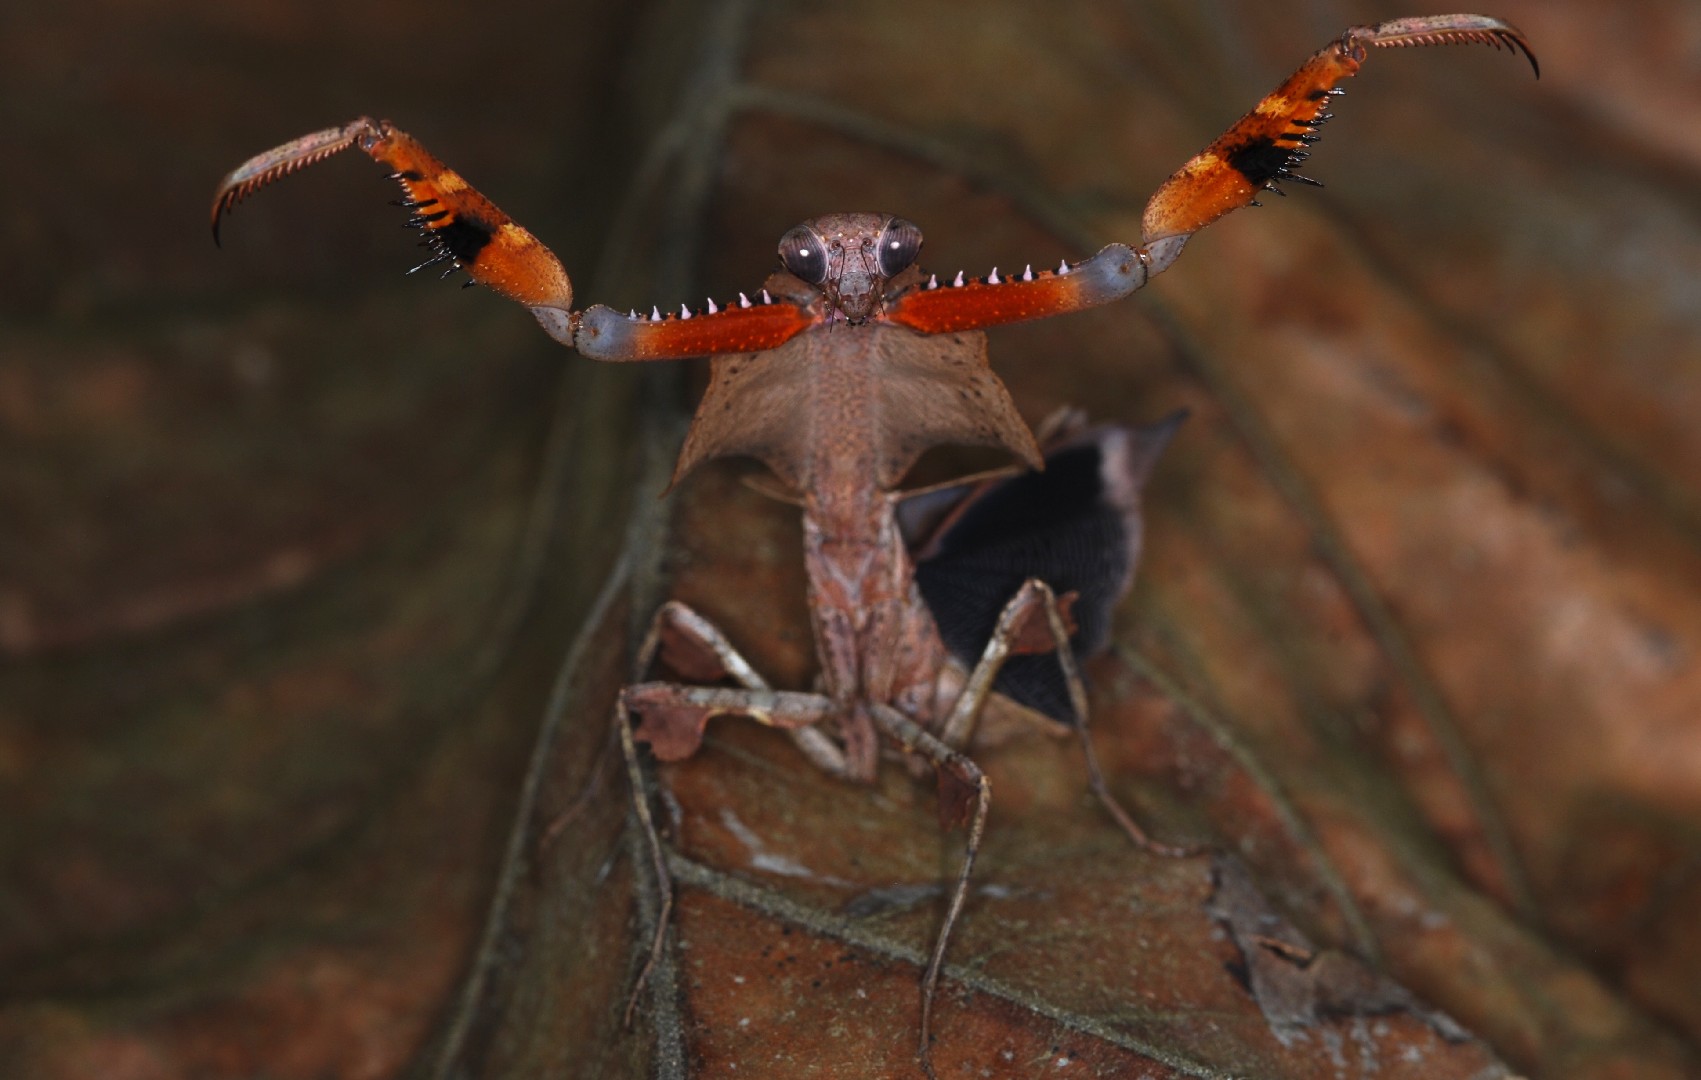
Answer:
211, 14, 1536, 1076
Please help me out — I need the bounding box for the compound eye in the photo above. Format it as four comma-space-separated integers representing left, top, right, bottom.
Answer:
778, 225, 828, 285
876, 217, 923, 277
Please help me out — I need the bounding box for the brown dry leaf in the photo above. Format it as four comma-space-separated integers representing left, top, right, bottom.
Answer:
4, 1, 1700, 1079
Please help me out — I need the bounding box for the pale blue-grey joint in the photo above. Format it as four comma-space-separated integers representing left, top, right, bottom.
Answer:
529, 304, 577, 347
572, 304, 644, 361
1143, 234, 1188, 277
1068, 235, 1189, 307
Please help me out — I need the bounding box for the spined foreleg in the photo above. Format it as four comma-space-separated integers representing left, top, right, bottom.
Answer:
212, 122, 814, 359
883, 15, 1537, 336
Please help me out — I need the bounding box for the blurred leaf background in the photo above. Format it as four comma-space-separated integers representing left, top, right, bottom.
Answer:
3, 1, 1699, 1077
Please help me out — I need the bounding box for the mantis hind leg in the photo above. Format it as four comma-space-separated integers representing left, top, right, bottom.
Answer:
941, 578, 1193, 858
615, 601, 856, 1028
629, 600, 854, 777
865, 704, 990, 1080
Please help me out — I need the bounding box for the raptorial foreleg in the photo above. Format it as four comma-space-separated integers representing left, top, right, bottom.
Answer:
883, 15, 1537, 336
212, 117, 579, 339
211, 122, 814, 358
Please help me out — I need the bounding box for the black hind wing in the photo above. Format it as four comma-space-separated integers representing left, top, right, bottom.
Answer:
915, 412, 1184, 723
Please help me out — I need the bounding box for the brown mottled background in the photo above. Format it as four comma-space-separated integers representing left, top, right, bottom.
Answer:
3, 1, 1699, 1078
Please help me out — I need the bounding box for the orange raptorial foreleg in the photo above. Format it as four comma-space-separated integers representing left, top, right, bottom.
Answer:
885, 254, 1150, 336
1141, 14, 1537, 243
210, 123, 363, 246
212, 117, 576, 334
886, 15, 1536, 337
211, 118, 822, 359
575, 292, 815, 361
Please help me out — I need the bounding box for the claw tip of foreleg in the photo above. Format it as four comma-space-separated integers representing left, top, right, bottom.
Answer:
209, 120, 373, 245
1369, 15, 1539, 79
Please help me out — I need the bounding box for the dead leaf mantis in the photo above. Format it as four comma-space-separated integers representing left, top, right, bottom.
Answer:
211, 14, 1536, 1075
